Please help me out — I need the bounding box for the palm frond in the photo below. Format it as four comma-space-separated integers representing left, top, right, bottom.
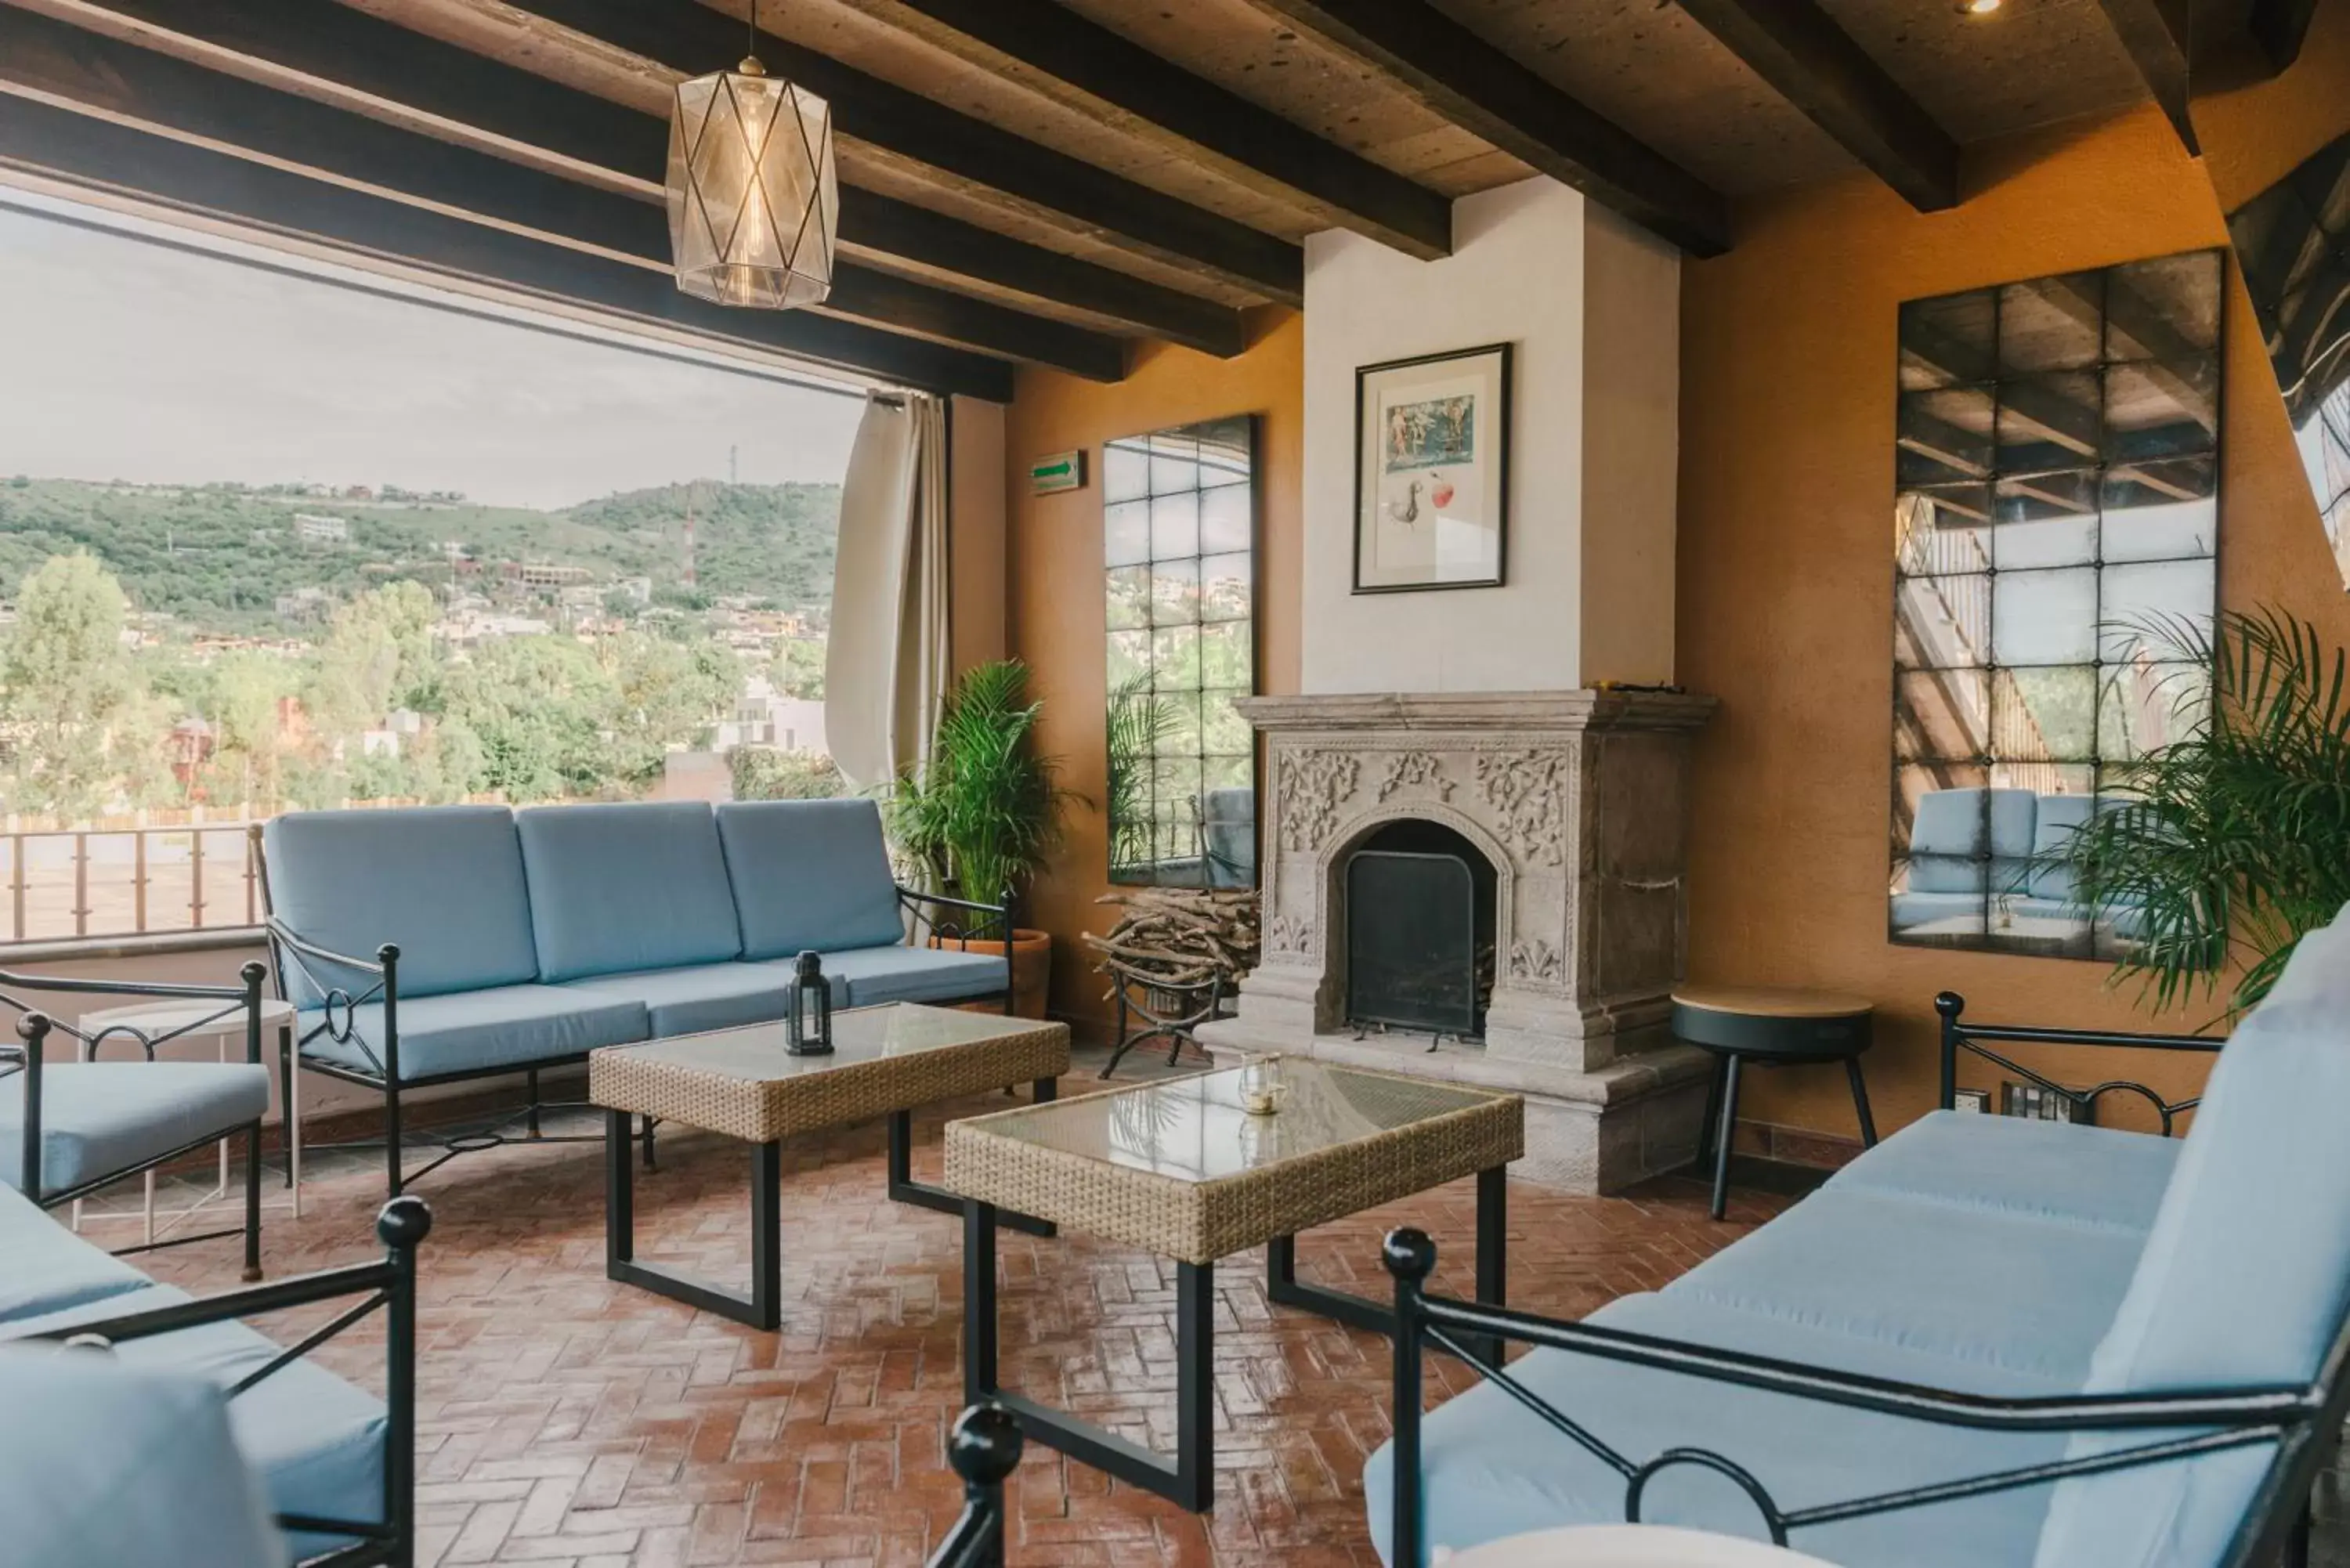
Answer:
884, 659, 1080, 907
2069, 605, 2350, 1017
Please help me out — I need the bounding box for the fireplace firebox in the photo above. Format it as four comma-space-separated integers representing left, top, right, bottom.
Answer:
1343, 820, 1496, 1039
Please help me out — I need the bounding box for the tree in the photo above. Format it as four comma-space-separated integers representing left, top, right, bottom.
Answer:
0, 553, 147, 818
306, 581, 440, 743
199, 651, 301, 813
604, 634, 738, 786
771, 638, 826, 700
442, 634, 616, 801
729, 746, 844, 800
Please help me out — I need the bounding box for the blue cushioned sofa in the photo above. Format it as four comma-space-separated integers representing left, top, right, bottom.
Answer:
0, 1187, 429, 1566
1372, 905, 2350, 1568
258, 797, 1011, 1195
1892, 786, 2143, 944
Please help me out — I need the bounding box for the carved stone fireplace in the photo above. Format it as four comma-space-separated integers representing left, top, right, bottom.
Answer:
1195, 689, 1720, 1193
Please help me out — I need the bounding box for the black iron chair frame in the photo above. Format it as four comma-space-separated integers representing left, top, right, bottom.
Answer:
1383, 1008, 2337, 1568
927, 1403, 1023, 1568
258, 836, 1014, 1200
1936, 989, 2220, 1133
27, 1196, 431, 1568
1, 961, 269, 1279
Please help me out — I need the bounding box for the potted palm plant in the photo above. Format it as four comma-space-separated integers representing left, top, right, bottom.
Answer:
2065, 607, 2350, 1017
887, 659, 1078, 1017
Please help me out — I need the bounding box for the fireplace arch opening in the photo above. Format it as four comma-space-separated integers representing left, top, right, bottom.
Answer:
1340, 818, 1498, 1040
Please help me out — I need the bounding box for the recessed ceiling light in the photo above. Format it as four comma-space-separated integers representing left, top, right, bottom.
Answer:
1958, 0, 2004, 15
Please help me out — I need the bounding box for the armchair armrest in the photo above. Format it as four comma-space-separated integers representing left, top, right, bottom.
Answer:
1380, 1228, 2344, 1568
33, 1198, 432, 1561
1934, 992, 2222, 1134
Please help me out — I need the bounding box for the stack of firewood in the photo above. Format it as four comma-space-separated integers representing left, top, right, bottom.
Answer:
1084, 887, 1260, 994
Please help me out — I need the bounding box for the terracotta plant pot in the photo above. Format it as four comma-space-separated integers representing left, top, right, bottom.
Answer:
933, 927, 1054, 1019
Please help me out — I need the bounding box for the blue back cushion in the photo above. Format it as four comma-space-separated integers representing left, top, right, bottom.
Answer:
2026, 794, 2093, 901
515, 802, 743, 982
0, 1349, 284, 1568
714, 799, 906, 960
262, 806, 538, 1006
2034, 904, 2350, 1567
1907, 787, 2036, 894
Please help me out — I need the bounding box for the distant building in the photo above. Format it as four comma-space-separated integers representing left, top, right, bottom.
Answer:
274, 585, 334, 620
716, 677, 828, 755
501, 561, 592, 590
617, 577, 653, 606
292, 513, 350, 544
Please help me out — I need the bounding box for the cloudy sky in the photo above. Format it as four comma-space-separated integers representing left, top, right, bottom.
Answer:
0, 197, 866, 511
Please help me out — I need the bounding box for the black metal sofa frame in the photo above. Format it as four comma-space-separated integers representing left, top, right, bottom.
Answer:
1379, 996, 2335, 1568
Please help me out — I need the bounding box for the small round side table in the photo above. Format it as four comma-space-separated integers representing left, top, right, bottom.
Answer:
1671, 984, 1877, 1222
74, 996, 303, 1239
1443, 1524, 1843, 1566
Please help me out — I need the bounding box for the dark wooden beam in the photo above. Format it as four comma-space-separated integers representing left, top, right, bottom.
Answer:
0, 92, 1011, 399
494, 0, 1305, 304
1231, 0, 1729, 256
827, 0, 1451, 259
2249, 0, 2322, 74
35, 0, 1246, 356
1670, 0, 1958, 211
0, 5, 1126, 381
2095, 0, 2200, 154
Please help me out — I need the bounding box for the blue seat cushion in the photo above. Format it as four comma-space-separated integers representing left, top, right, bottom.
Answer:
0, 1182, 151, 1324
263, 806, 540, 1006
561, 963, 797, 1038
515, 802, 743, 982
795, 945, 1009, 1007
1824, 1111, 2181, 1235
714, 800, 907, 961
1661, 1187, 2148, 1387
1, 1063, 270, 1195
300, 985, 648, 1082
1363, 1287, 2067, 1567
1904, 787, 2035, 894
0, 1345, 284, 1568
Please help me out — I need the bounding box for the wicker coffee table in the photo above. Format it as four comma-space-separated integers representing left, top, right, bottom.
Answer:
589, 1004, 1068, 1330
945, 1057, 1523, 1512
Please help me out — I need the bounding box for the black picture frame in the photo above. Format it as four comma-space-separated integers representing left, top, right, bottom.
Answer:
1352, 341, 1512, 594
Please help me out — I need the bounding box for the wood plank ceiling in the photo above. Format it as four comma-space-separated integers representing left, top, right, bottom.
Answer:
0, 0, 2317, 399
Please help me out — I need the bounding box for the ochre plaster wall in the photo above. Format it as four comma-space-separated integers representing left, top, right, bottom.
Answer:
1003, 313, 1303, 1033
1678, 33, 2350, 1144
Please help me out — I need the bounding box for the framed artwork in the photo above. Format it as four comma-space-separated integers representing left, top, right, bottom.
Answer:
1353, 342, 1511, 593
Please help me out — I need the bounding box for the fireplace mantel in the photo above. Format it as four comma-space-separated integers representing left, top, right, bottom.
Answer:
1198, 686, 1719, 1193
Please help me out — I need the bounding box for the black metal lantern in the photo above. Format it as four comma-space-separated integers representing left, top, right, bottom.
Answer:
785, 949, 833, 1056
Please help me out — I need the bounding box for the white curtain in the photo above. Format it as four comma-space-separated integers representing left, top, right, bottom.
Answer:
825, 392, 949, 791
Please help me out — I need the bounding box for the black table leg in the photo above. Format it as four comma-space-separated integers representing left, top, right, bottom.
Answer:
606, 1109, 781, 1329
1267, 1165, 1513, 1365
1710, 1053, 1744, 1221
965, 1197, 1216, 1512
1847, 1056, 1879, 1147
1695, 1053, 1724, 1170
890, 1100, 1057, 1236
1470, 1164, 1507, 1367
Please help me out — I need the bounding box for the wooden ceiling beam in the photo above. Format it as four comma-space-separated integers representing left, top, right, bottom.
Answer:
2095, 0, 2200, 154
822, 0, 1452, 259
0, 7, 1125, 381
2249, 0, 2321, 74
1229, 0, 1729, 257
24, 0, 1246, 355
0, 92, 1011, 399
1670, 0, 1958, 211
494, 0, 1305, 305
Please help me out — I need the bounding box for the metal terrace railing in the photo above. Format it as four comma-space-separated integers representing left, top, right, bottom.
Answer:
0, 818, 263, 945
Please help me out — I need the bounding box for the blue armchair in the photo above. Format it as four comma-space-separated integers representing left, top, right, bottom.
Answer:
1, 963, 272, 1279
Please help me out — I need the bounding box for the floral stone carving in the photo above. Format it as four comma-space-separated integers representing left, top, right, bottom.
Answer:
1473, 750, 1570, 867
1278, 750, 1361, 852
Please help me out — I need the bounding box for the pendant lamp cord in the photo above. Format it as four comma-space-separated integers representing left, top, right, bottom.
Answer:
749, 0, 758, 56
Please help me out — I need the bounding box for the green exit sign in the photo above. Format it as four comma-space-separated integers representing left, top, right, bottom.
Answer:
1029, 450, 1086, 495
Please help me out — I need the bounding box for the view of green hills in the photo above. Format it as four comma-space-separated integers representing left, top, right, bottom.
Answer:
0, 475, 842, 632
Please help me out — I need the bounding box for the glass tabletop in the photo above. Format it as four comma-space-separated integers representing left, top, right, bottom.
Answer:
615, 1003, 1050, 1083
967, 1057, 1506, 1183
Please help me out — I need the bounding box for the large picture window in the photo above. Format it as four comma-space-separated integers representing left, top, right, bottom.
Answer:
1889, 249, 2223, 959
1102, 415, 1258, 887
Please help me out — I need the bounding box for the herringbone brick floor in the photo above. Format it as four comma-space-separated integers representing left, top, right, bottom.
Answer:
124, 1076, 1790, 1567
